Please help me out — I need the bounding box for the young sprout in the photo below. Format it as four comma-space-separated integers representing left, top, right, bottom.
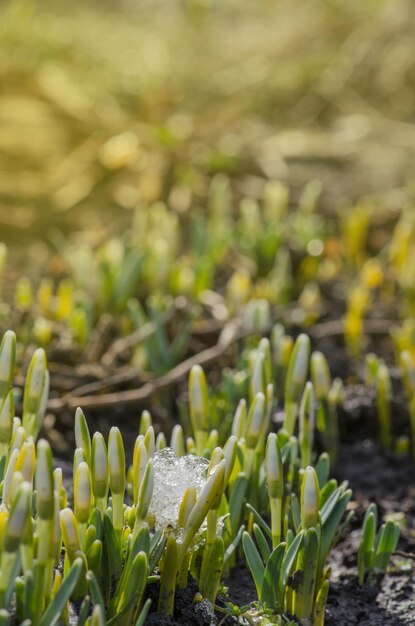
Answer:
364, 353, 379, 386
0, 482, 32, 605
70, 305, 89, 346
2, 448, 19, 507
223, 435, 238, 485
55, 278, 74, 321
33, 439, 55, 620
301, 466, 320, 530
311, 351, 338, 461
178, 459, 226, 563
91, 433, 109, 512
186, 436, 196, 455
299, 382, 314, 468
242, 299, 271, 333
310, 353, 329, 418
177, 486, 197, 589
143, 425, 155, 457
343, 285, 370, 358
9, 425, 26, 455
15, 438, 36, 483
139, 410, 152, 436
158, 534, 179, 615
0, 331, 16, 401
399, 350, 415, 459
60, 507, 81, 563
265, 433, 283, 548
133, 459, 154, 536
60, 508, 87, 600
74, 462, 92, 543
108, 427, 126, 535
245, 393, 266, 450
205, 447, 225, 539
22, 348, 49, 440
37, 277, 54, 316
133, 438, 148, 503
284, 334, 310, 435
358, 503, 400, 585
376, 363, 392, 451
73, 447, 86, 478
199, 446, 230, 599
400, 350, 415, 396
156, 431, 167, 451
0, 391, 14, 459
294, 467, 322, 623
170, 424, 185, 456
341, 201, 371, 268
189, 365, 209, 455
115, 551, 148, 625
75, 408, 91, 466
271, 324, 293, 402
14, 277, 33, 312
298, 282, 322, 325
258, 338, 272, 384
35, 439, 54, 549
231, 399, 247, 439
249, 353, 267, 402
4, 482, 32, 552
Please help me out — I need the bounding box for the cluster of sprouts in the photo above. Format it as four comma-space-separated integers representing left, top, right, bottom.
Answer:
0, 327, 402, 626
3, 179, 415, 377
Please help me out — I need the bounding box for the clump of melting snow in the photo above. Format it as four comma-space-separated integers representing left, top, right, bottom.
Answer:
148, 447, 209, 532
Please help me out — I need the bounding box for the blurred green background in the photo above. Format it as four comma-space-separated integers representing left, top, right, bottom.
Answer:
1, 0, 414, 241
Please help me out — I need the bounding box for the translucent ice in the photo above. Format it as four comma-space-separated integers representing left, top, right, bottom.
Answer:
148, 447, 209, 533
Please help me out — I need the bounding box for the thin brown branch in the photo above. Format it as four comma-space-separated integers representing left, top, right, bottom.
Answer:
101, 316, 167, 368
48, 319, 243, 413
394, 550, 415, 561
46, 315, 399, 413
81, 313, 114, 364
309, 319, 398, 339
66, 367, 148, 397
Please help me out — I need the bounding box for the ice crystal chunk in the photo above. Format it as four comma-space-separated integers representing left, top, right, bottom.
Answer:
148, 447, 209, 532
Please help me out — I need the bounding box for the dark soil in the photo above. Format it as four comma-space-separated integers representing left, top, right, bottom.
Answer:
325, 439, 415, 626
144, 578, 217, 626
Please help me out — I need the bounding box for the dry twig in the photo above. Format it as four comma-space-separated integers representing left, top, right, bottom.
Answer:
48, 319, 244, 412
